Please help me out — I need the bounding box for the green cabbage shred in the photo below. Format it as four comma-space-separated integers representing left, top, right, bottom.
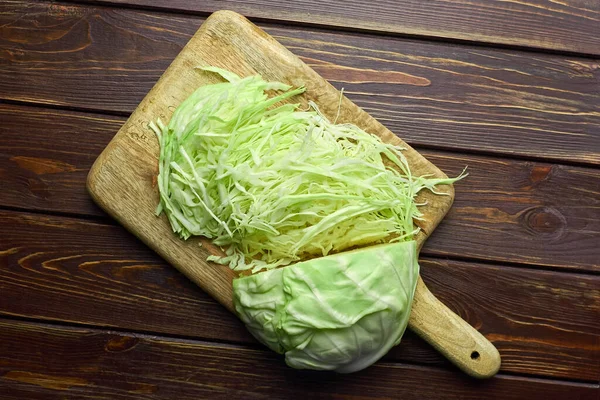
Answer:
150, 66, 464, 273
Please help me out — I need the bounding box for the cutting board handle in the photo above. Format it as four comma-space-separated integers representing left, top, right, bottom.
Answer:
408, 276, 501, 378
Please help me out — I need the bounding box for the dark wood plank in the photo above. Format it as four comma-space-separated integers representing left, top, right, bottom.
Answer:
419, 258, 600, 382
423, 152, 600, 271
1, 210, 599, 381
2, 104, 599, 271
71, 0, 600, 56
0, 320, 598, 400
0, 210, 249, 343
0, 105, 121, 217
1, 2, 599, 165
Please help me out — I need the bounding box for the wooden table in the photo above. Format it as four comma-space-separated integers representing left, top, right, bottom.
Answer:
1, 1, 598, 398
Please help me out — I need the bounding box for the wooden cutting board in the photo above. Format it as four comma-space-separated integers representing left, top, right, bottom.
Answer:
87, 10, 500, 378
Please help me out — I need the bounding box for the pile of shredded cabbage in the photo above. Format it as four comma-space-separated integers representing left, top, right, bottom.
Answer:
151, 66, 463, 272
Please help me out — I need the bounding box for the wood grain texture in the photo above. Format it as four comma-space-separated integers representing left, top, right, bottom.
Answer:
71, 0, 600, 56
2, 104, 599, 272
1, 1, 599, 165
0, 105, 120, 217
423, 152, 600, 271
1, 210, 599, 381
0, 320, 598, 400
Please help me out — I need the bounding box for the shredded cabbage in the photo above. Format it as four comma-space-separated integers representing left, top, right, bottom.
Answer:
151, 66, 463, 272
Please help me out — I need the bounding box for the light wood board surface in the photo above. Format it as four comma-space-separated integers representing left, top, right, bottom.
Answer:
87, 10, 499, 378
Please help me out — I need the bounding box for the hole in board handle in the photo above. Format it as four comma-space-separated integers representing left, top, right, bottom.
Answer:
470, 351, 480, 360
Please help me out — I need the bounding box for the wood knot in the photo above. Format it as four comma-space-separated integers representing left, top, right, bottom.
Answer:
529, 165, 552, 184
105, 335, 139, 353
519, 206, 566, 239
27, 178, 50, 200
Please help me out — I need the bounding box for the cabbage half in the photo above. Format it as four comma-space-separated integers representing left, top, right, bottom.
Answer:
233, 241, 418, 373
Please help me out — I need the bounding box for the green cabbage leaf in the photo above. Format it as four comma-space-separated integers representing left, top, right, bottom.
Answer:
233, 241, 418, 372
